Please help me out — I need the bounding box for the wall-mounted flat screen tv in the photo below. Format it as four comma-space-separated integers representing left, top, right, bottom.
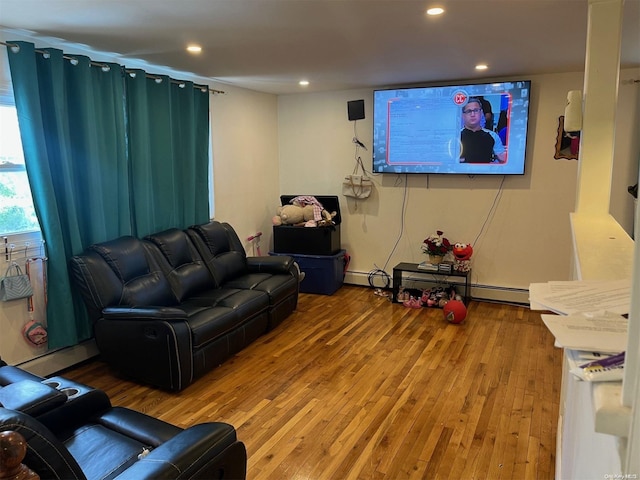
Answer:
373, 80, 531, 175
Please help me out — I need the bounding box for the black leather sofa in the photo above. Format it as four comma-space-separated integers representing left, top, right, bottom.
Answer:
0, 360, 247, 479
69, 220, 299, 391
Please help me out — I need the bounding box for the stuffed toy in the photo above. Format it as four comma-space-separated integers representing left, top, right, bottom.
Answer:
317, 210, 337, 227
290, 195, 325, 222
272, 204, 315, 226
452, 243, 473, 273
273, 196, 338, 227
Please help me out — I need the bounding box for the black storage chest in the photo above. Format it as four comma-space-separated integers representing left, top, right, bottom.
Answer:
273, 195, 341, 255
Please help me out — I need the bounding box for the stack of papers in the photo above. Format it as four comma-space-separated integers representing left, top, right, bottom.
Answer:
529, 279, 630, 315
530, 279, 631, 360
540, 311, 628, 353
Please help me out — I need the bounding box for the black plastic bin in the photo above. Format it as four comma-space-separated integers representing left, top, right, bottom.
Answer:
273, 195, 341, 255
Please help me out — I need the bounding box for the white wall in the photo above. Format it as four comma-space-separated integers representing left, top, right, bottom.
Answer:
210, 84, 281, 252
276, 70, 639, 296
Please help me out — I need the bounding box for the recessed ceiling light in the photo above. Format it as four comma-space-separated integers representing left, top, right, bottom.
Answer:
475, 64, 488, 70
299, 80, 310, 87
186, 45, 202, 54
426, 7, 444, 16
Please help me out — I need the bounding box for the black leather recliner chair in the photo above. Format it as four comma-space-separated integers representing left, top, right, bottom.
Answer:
0, 360, 247, 479
69, 220, 299, 391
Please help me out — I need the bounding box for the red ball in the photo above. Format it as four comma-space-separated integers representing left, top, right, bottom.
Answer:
443, 300, 467, 324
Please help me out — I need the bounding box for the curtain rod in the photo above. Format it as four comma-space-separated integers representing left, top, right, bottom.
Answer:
1, 40, 225, 95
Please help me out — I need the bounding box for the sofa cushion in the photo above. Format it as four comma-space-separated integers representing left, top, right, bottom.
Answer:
144, 229, 214, 301
64, 423, 146, 480
180, 304, 237, 349
212, 251, 249, 286
225, 273, 298, 307
181, 289, 269, 348
97, 407, 182, 447
90, 236, 150, 283
70, 236, 177, 317
187, 222, 249, 286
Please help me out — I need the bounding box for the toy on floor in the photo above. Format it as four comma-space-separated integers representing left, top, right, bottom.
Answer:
421, 285, 457, 308
403, 296, 423, 308
443, 300, 467, 324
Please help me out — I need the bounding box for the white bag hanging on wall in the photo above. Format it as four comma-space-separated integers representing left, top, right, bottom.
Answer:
564, 90, 582, 132
342, 157, 372, 199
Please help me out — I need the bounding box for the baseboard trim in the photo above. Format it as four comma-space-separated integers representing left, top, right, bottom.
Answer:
344, 270, 530, 305
15, 339, 99, 377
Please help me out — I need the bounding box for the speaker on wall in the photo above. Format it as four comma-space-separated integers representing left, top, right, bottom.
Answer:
347, 99, 365, 121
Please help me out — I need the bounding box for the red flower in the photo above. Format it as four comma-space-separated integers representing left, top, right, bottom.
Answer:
421, 230, 452, 256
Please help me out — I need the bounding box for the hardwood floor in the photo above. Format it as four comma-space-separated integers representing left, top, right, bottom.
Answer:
62, 285, 562, 479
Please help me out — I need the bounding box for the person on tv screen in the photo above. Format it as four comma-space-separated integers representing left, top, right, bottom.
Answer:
459, 98, 506, 164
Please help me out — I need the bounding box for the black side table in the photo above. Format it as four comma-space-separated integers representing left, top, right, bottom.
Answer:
392, 262, 471, 304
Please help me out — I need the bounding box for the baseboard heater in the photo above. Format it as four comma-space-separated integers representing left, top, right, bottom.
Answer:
16, 339, 99, 377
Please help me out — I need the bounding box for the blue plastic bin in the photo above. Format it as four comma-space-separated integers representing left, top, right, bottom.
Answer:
270, 250, 346, 295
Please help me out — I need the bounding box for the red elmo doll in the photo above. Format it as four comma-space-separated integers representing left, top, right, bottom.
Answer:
452, 243, 473, 273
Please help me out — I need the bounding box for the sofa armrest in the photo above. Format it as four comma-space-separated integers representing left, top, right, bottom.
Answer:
102, 306, 187, 321
94, 314, 193, 391
0, 365, 44, 385
247, 255, 296, 276
114, 423, 247, 480
0, 380, 67, 416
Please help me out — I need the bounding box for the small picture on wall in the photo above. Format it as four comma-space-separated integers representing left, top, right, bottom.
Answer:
554, 115, 579, 160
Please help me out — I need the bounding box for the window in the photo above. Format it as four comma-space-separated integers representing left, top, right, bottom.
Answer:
0, 104, 40, 235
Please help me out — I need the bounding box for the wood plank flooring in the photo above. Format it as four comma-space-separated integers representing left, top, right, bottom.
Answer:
62, 285, 562, 479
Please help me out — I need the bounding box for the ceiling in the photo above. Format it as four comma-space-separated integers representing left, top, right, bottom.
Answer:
1, 0, 639, 95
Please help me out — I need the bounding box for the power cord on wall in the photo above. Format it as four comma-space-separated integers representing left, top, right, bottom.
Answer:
472, 175, 506, 248
368, 174, 409, 293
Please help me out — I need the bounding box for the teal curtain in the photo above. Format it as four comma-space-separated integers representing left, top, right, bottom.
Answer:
126, 71, 210, 237
7, 41, 210, 348
7, 41, 130, 348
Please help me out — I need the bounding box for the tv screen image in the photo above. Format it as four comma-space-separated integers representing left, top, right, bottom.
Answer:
373, 80, 531, 175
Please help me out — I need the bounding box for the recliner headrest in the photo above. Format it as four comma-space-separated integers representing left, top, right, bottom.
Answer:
90, 236, 150, 282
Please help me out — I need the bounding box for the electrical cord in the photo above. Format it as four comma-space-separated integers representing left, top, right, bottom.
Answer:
367, 267, 391, 289
381, 174, 408, 272
366, 174, 408, 293
472, 175, 506, 247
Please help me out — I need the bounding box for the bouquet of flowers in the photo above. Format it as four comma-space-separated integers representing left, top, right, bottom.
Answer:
421, 230, 451, 257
